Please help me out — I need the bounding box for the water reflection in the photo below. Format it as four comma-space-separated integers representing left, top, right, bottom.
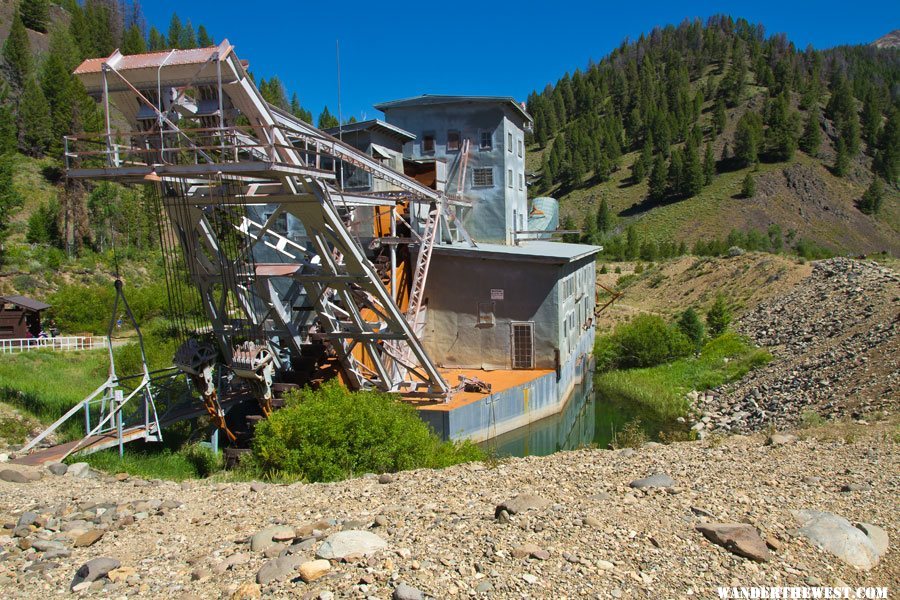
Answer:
485, 375, 688, 458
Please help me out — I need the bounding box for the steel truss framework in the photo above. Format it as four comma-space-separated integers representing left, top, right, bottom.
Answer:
67, 41, 476, 408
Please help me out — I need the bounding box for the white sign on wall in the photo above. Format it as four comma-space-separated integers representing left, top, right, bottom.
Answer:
490, 289, 504, 300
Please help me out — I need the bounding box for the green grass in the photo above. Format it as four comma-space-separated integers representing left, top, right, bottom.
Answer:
595, 332, 772, 420
0, 349, 108, 423
74, 442, 223, 481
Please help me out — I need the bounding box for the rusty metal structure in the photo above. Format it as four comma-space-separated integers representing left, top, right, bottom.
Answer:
24, 41, 480, 454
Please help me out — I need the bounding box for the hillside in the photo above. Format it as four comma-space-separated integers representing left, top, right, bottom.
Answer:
872, 30, 900, 49
526, 17, 900, 257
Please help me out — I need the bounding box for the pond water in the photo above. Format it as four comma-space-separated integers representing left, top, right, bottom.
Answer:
483, 376, 689, 458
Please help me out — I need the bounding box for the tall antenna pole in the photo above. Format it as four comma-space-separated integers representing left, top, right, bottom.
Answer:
336, 39, 343, 141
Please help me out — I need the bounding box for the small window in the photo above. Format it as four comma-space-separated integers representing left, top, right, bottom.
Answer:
473, 167, 493, 187
518, 138, 523, 157
422, 133, 435, 153
507, 169, 513, 188
479, 131, 492, 150
507, 131, 513, 152
447, 130, 460, 152
477, 301, 495, 328
518, 172, 524, 190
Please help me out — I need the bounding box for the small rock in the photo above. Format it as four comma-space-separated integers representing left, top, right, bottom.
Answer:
840, 483, 872, 492
250, 483, 265, 493
696, 523, 772, 562
378, 473, 394, 484
316, 530, 387, 560
766, 433, 797, 446
256, 554, 304, 585
47, 463, 68, 476
494, 493, 550, 518
74, 530, 104, 548
475, 581, 493, 593
298, 559, 331, 583
17, 511, 38, 528
629, 473, 676, 489
511, 543, 541, 559
231, 582, 261, 600
107, 566, 135, 583
582, 516, 601, 528
70, 557, 120, 590
393, 583, 424, 600
522, 573, 538, 584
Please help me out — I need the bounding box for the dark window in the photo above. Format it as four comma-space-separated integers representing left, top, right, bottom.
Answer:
473, 168, 493, 187
507, 131, 513, 152
479, 131, 492, 150
422, 133, 435, 153
447, 130, 460, 152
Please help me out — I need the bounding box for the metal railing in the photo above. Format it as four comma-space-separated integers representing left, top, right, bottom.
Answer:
0, 336, 107, 354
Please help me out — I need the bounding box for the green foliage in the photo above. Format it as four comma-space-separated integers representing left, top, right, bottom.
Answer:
677, 307, 706, 350
3, 9, 32, 87
857, 178, 884, 215
78, 442, 223, 481
596, 332, 772, 420
799, 106, 822, 156
764, 93, 800, 161
833, 137, 850, 177
874, 109, 898, 185
21, 0, 50, 33
247, 382, 484, 482
0, 154, 22, 262
121, 24, 147, 55
741, 172, 756, 198
594, 314, 693, 371
596, 198, 612, 233
18, 77, 52, 156
735, 111, 763, 166
648, 153, 668, 201
706, 293, 731, 337
197, 25, 214, 47
180, 443, 224, 477
26, 199, 62, 246
612, 418, 647, 449
317, 106, 339, 130
703, 142, 716, 185
793, 238, 834, 260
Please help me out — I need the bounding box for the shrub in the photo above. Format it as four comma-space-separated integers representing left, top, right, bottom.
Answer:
634, 262, 645, 274
614, 266, 622, 274
706, 293, 732, 337
179, 443, 223, 478
599, 264, 608, 274
741, 172, 756, 198
248, 382, 484, 482
595, 314, 693, 370
677, 307, 706, 349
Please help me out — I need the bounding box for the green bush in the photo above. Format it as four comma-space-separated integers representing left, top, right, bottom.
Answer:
180, 443, 223, 477
706, 293, 732, 337
247, 382, 484, 482
595, 314, 693, 371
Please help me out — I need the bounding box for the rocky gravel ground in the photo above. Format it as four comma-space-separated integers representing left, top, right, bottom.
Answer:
1, 424, 897, 599
699, 258, 899, 433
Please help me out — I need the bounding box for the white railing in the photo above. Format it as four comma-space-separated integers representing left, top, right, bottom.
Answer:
0, 336, 108, 354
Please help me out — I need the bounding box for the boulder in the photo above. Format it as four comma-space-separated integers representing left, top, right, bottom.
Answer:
70, 557, 120, 590
47, 463, 68, 476
766, 433, 797, 446
696, 523, 772, 562
855, 523, 889, 557
793, 510, 883, 570
494, 493, 550, 518
629, 473, 676, 489
316, 530, 387, 560
0, 469, 29, 483
74, 529, 104, 547
67, 463, 92, 478
255, 554, 304, 585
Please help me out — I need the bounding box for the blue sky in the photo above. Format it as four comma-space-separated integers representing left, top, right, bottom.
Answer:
142, 0, 899, 122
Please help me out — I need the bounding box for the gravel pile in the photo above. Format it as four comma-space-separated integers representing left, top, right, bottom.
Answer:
700, 258, 899, 433
0, 426, 896, 598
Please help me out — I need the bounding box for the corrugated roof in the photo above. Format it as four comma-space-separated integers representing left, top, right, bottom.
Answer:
74, 44, 223, 75
434, 241, 600, 264
374, 95, 533, 125
0, 295, 51, 311
324, 119, 416, 142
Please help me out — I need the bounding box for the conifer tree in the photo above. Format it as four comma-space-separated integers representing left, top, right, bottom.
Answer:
122, 24, 147, 54
581, 211, 599, 244
596, 198, 612, 233
667, 149, 684, 196
21, 0, 50, 33
706, 293, 731, 337
857, 178, 884, 215
180, 20, 197, 49
560, 215, 578, 243
741, 173, 756, 198
648, 153, 667, 201
167, 14, 183, 50
833, 138, 850, 177
197, 25, 213, 47
734, 111, 763, 166
713, 98, 727, 135
683, 142, 704, 197
3, 10, 32, 88
0, 85, 16, 154
317, 106, 339, 129
764, 93, 799, 161
703, 142, 716, 185
625, 225, 640, 260
799, 107, 822, 156
18, 77, 52, 156
0, 155, 21, 264
148, 27, 166, 51
860, 91, 882, 147
41, 34, 76, 155
874, 109, 898, 185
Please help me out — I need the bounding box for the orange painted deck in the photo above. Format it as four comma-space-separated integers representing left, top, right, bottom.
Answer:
423, 368, 554, 412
